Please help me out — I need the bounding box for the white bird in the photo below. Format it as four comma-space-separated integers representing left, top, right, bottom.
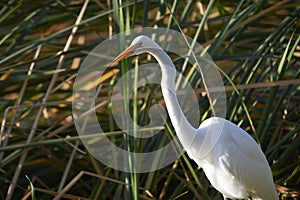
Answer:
111, 35, 278, 200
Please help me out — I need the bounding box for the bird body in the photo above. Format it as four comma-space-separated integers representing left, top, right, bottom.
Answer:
111, 35, 278, 200
187, 117, 278, 199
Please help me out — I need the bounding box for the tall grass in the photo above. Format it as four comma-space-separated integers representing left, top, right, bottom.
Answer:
0, 0, 299, 199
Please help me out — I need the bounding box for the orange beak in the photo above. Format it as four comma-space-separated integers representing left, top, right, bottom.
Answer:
108, 43, 141, 66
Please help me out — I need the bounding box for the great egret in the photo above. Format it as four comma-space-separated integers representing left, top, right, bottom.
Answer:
111, 35, 278, 200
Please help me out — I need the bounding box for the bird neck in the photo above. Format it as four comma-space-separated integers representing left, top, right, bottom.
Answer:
151, 49, 197, 148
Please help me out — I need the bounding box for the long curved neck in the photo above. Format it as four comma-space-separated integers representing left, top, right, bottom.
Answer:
149, 49, 197, 147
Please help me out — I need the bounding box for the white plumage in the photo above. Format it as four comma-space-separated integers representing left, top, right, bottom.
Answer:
112, 35, 278, 200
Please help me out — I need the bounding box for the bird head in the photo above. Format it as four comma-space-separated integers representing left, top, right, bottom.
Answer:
109, 35, 161, 66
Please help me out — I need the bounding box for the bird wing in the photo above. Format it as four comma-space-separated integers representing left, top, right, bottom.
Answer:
218, 123, 277, 199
